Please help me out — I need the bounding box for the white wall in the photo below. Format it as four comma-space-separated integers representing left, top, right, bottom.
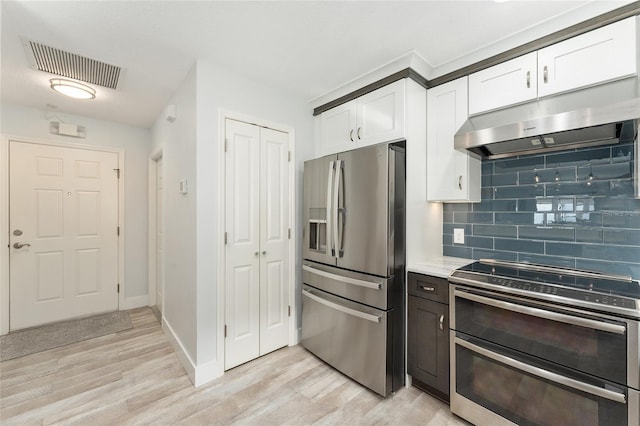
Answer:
151, 59, 314, 384
195, 60, 314, 368
1, 104, 151, 304
150, 65, 198, 366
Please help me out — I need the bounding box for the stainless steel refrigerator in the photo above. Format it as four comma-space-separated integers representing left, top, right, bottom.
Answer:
301, 142, 405, 397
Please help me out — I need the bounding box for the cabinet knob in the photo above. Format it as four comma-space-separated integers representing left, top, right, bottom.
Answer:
543, 65, 548, 84
357, 127, 361, 140
349, 129, 354, 142
419, 285, 435, 292
526, 71, 531, 88
439, 314, 445, 331
458, 175, 463, 190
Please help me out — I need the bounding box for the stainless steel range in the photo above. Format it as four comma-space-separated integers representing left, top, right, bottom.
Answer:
448, 259, 640, 426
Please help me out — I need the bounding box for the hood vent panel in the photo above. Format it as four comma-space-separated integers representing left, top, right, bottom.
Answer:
473, 123, 622, 159
25, 40, 121, 89
454, 78, 640, 160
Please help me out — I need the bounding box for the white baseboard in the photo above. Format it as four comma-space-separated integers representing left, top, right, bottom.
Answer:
122, 295, 149, 310
162, 317, 196, 384
194, 359, 223, 387
161, 317, 223, 387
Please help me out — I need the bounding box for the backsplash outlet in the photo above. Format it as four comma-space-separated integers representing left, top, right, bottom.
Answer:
442, 121, 640, 279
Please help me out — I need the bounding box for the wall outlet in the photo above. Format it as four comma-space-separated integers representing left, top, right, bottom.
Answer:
454, 228, 465, 244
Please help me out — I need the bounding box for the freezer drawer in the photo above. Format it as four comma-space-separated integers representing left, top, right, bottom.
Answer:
302, 260, 391, 310
301, 284, 392, 396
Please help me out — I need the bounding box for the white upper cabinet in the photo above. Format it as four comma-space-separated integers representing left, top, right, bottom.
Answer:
469, 52, 537, 115
427, 77, 481, 202
319, 100, 357, 156
538, 16, 637, 98
468, 17, 637, 115
317, 79, 405, 156
356, 79, 406, 147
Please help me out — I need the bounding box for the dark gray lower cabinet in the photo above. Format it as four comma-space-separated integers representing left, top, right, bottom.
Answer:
407, 273, 450, 402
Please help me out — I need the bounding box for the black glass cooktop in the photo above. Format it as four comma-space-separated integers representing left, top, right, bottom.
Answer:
450, 259, 640, 313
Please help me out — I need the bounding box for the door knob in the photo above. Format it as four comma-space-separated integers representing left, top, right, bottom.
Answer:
13, 242, 31, 249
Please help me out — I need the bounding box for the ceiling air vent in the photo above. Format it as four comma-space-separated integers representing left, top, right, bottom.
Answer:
23, 39, 122, 89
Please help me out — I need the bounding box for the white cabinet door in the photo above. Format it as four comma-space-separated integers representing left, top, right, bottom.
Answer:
469, 52, 537, 115
538, 16, 637, 98
427, 77, 481, 202
356, 79, 405, 148
225, 119, 290, 370
319, 100, 357, 156
317, 80, 406, 156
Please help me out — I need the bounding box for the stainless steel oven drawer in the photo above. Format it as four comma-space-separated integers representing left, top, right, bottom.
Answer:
301, 284, 392, 396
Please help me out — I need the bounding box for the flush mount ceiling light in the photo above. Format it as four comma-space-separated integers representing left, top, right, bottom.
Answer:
49, 78, 96, 99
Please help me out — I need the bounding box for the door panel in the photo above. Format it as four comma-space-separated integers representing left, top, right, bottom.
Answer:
156, 157, 164, 313
259, 127, 289, 355
225, 119, 261, 369
302, 155, 336, 266
337, 144, 390, 277
9, 141, 119, 330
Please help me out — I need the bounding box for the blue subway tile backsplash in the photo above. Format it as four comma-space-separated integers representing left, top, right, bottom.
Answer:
442, 120, 640, 280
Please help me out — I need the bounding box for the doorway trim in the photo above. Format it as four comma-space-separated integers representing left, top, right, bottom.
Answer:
147, 148, 163, 317
0, 134, 125, 335
216, 110, 298, 374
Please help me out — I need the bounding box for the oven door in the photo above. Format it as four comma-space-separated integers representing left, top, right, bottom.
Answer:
451, 333, 635, 426
450, 286, 634, 387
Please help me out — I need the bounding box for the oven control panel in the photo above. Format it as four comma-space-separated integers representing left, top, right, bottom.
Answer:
453, 272, 637, 310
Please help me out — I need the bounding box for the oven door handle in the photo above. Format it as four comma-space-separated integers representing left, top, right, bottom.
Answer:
455, 289, 626, 335
303, 289, 382, 323
455, 337, 627, 404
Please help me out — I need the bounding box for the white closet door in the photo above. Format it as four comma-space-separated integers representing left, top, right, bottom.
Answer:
225, 119, 261, 369
9, 141, 119, 330
259, 127, 289, 355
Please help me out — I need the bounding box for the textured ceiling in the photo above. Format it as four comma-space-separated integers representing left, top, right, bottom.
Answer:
0, 1, 634, 128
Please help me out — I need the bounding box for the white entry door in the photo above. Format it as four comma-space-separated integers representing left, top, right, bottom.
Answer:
9, 141, 119, 331
224, 119, 290, 370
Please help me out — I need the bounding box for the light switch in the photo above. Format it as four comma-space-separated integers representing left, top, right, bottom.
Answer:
179, 179, 188, 195
454, 228, 465, 244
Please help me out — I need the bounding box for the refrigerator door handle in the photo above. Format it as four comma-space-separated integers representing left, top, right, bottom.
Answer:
302, 264, 382, 290
333, 159, 342, 259
327, 160, 335, 256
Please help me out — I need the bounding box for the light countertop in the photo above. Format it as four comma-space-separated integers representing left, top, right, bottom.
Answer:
407, 256, 473, 279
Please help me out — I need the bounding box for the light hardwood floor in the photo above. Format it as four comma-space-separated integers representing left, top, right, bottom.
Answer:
1, 307, 468, 425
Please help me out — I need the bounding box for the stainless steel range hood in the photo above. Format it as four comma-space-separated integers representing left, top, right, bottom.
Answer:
454, 78, 640, 159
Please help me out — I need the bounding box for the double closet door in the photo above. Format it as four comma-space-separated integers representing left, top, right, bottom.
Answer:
224, 119, 290, 370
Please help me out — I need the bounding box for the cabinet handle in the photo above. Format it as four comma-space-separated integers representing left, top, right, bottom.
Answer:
357, 127, 361, 140
419, 285, 435, 292
349, 129, 354, 142
458, 175, 463, 190
439, 314, 445, 331
543, 65, 548, 84
526, 71, 530, 88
